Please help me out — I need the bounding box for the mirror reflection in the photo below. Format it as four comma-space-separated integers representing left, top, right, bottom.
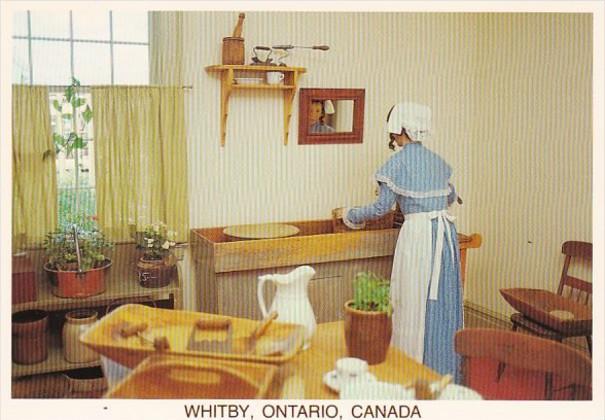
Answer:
309, 100, 354, 134
298, 88, 365, 145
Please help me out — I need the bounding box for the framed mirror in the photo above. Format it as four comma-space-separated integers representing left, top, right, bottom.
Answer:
298, 88, 365, 145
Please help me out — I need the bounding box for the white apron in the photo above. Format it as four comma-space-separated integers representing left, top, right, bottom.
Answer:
390, 210, 456, 363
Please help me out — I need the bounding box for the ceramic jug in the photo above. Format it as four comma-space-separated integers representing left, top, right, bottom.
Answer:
257, 265, 317, 350
62, 309, 100, 363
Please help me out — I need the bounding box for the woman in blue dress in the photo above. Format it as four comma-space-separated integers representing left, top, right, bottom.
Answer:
337, 102, 463, 381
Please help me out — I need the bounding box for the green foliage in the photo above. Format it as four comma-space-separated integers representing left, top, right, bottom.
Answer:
351, 271, 392, 315
133, 222, 177, 260
58, 187, 96, 230
51, 77, 92, 157
44, 222, 113, 272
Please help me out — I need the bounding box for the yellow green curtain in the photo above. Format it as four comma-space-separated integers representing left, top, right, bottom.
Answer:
92, 86, 189, 242
12, 85, 57, 250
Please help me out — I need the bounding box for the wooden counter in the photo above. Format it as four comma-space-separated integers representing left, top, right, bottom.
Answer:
191, 220, 481, 321
266, 321, 441, 399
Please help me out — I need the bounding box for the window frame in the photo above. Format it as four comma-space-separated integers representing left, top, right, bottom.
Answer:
12, 10, 150, 85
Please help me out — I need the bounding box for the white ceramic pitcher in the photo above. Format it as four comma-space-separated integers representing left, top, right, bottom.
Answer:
257, 265, 317, 350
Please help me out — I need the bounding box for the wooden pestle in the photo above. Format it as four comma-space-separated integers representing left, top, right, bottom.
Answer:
232, 13, 245, 38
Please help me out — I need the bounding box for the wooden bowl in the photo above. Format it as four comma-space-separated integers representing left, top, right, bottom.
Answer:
500, 288, 592, 335
105, 355, 276, 399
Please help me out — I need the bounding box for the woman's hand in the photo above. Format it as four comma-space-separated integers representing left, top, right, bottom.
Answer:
332, 207, 346, 219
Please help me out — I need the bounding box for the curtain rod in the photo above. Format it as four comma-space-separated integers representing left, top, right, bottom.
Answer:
21, 84, 193, 90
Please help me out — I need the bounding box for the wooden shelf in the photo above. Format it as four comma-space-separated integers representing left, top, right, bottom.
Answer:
11, 244, 184, 380
232, 84, 296, 90
205, 64, 307, 146
12, 333, 101, 378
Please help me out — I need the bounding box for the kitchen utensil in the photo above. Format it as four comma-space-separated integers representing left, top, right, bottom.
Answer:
81, 304, 306, 367
105, 354, 277, 399
251, 46, 274, 65
339, 380, 412, 400
242, 311, 279, 354
499, 288, 591, 334
222, 13, 246, 65
186, 318, 233, 353
323, 369, 377, 393
271, 44, 330, 66
435, 384, 483, 400
118, 322, 170, 351
258, 265, 317, 349
223, 223, 300, 240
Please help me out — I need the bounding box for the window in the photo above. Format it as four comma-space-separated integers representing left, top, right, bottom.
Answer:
13, 10, 149, 228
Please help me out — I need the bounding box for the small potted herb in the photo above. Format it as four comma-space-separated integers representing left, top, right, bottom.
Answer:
133, 222, 178, 288
43, 223, 113, 298
344, 271, 393, 364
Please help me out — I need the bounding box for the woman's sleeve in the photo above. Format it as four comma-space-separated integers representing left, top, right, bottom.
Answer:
447, 183, 458, 206
343, 182, 396, 229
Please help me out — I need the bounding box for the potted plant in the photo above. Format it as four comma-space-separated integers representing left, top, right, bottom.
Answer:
343, 271, 393, 365
133, 222, 178, 288
43, 223, 113, 298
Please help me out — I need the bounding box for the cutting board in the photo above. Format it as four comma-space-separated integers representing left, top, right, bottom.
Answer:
223, 223, 300, 241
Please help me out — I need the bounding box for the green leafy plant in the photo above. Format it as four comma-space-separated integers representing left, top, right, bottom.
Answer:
49, 77, 93, 157
133, 222, 177, 260
351, 271, 392, 315
44, 223, 113, 271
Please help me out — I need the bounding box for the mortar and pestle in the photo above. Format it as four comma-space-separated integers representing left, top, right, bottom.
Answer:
222, 13, 246, 65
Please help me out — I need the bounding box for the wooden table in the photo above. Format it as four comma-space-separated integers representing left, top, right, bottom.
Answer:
266, 321, 441, 399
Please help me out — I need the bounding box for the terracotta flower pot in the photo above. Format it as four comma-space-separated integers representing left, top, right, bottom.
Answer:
137, 257, 176, 288
12, 310, 49, 364
343, 300, 392, 365
44, 260, 111, 298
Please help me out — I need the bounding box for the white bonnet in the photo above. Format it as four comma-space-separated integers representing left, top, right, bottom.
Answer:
386, 101, 432, 142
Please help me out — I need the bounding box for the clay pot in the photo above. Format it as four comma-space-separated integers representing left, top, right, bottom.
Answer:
62, 309, 100, 363
343, 300, 392, 365
63, 367, 108, 398
44, 260, 111, 298
137, 257, 176, 288
12, 310, 49, 364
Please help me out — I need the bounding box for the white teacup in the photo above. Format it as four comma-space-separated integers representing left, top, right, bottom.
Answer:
266, 71, 285, 85
336, 357, 369, 384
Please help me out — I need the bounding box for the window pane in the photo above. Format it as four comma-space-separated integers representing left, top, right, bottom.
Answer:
72, 11, 110, 40
113, 44, 149, 84
30, 11, 70, 38
31, 40, 71, 85
13, 39, 31, 84
13, 11, 29, 36
112, 11, 148, 43
74, 42, 111, 84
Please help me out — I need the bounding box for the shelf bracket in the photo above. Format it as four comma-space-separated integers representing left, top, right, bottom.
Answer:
283, 71, 299, 145
220, 69, 234, 147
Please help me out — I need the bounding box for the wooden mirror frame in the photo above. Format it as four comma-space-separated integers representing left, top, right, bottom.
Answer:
298, 88, 365, 145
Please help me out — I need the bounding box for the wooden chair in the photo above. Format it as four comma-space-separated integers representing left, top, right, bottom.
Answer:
455, 328, 592, 400
510, 240, 592, 352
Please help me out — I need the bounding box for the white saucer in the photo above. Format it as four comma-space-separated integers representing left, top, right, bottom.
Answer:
433, 384, 483, 400
340, 380, 415, 400
323, 370, 377, 393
